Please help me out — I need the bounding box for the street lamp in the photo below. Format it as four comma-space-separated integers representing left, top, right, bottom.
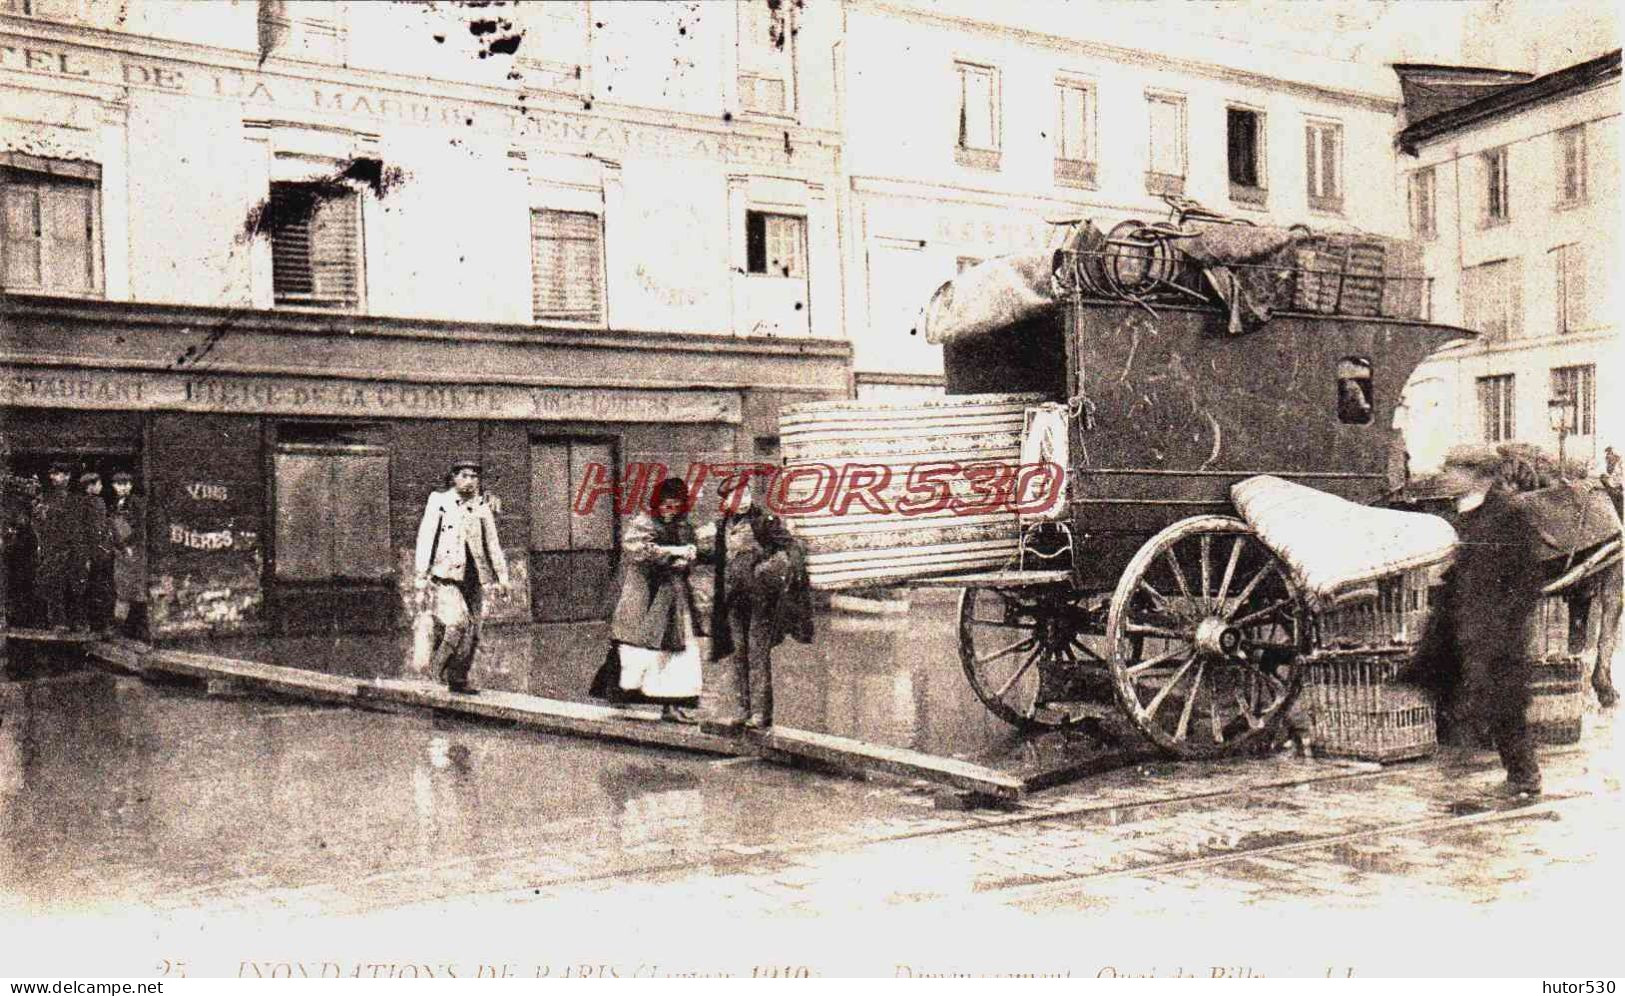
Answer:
1548, 392, 1575, 478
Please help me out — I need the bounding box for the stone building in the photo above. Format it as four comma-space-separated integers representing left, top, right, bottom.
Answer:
1393, 51, 1620, 475
1, 0, 849, 637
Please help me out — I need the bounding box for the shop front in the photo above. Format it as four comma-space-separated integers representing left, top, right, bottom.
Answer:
2, 297, 849, 641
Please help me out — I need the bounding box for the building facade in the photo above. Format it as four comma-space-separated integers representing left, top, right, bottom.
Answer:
1394, 52, 1620, 475
839, 0, 1412, 400
1, 0, 850, 638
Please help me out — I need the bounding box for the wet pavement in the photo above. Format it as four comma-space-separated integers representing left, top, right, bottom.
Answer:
1, 600, 1621, 976
203, 593, 1111, 774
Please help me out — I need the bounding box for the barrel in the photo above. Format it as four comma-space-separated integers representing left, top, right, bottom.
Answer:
1526, 654, 1584, 745
778, 393, 1046, 589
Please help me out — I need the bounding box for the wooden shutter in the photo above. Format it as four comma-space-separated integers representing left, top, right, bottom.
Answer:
274, 452, 335, 580
569, 441, 615, 551
2, 184, 41, 287
270, 185, 315, 299
332, 452, 392, 580
530, 209, 602, 321
529, 440, 571, 552
1561, 244, 1586, 331
42, 183, 93, 292
1505, 257, 1523, 340
309, 191, 360, 305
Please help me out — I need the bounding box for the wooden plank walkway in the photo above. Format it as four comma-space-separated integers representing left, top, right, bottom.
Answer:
78, 640, 1117, 800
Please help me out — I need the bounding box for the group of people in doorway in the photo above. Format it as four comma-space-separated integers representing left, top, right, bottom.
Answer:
3, 461, 147, 636
411, 459, 811, 730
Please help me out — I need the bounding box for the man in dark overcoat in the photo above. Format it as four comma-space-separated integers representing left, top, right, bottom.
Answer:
706, 474, 813, 729
108, 469, 148, 636
80, 470, 116, 631
1411, 449, 1547, 796
33, 462, 91, 632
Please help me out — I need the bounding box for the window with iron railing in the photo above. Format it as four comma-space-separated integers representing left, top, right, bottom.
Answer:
1055, 79, 1096, 187
1146, 93, 1186, 194
956, 62, 1000, 170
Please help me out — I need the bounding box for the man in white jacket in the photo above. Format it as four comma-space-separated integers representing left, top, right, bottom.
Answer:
413, 458, 509, 694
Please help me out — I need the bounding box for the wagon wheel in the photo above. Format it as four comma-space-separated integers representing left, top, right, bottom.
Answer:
1105, 516, 1308, 758
959, 584, 1110, 730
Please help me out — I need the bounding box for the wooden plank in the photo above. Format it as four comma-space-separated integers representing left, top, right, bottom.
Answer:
903, 569, 1072, 588
359, 679, 752, 757
760, 726, 1026, 800
86, 638, 151, 675
2, 628, 103, 644
141, 648, 364, 704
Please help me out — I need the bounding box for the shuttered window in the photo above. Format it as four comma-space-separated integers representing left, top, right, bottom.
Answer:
737, 0, 794, 117
745, 210, 805, 279
1, 165, 99, 295
1551, 365, 1595, 437
1483, 146, 1510, 224
1305, 120, 1343, 212
530, 209, 603, 322
269, 182, 362, 309
273, 445, 392, 582
1556, 125, 1587, 206
1461, 258, 1522, 342
1551, 242, 1586, 334
1477, 375, 1515, 443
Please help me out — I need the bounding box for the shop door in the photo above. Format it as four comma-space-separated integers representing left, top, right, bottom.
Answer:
529, 438, 616, 622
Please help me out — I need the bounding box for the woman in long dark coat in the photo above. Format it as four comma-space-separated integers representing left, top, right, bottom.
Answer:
593, 477, 702, 722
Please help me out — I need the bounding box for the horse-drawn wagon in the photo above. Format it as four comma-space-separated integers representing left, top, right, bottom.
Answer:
778, 202, 1620, 760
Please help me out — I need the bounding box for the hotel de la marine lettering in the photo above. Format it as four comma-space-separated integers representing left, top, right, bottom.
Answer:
1, 0, 1616, 639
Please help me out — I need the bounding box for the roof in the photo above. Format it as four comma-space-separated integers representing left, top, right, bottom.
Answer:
1391, 64, 1535, 125
1396, 50, 1622, 154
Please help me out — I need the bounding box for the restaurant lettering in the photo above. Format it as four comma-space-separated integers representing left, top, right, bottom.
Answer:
4, 365, 741, 423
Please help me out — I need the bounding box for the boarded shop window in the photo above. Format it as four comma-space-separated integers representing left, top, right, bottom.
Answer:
1550, 365, 1595, 436
269, 182, 362, 309
530, 208, 603, 322
0, 158, 100, 295
746, 210, 805, 278
1408, 167, 1436, 239
1477, 374, 1515, 443
737, 0, 793, 116
1482, 146, 1510, 224
530, 438, 616, 622
273, 442, 392, 582
1556, 125, 1587, 206
1227, 107, 1263, 190
1460, 258, 1521, 342
1336, 357, 1374, 425
1550, 242, 1586, 334
1304, 119, 1342, 212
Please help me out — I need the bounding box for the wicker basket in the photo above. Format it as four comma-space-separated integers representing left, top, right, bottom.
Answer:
1302, 649, 1437, 762
1527, 654, 1584, 746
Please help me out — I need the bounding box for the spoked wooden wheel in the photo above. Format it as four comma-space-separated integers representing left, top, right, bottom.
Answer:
959, 584, 1107, 730
1106, 516, 1307, 758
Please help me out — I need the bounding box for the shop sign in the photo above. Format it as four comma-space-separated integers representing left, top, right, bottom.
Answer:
3, 365, 741, 424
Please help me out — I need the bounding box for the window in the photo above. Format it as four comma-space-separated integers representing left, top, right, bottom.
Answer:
1336, 357, 1374, 425
1227, 106, 1265, 204
530, 209, 603, 322
7, 0, 91, 19
955, 62, 1000, 168
1304, 120, 1342, 212
1460, 258, 1522, 342
1146, 93, 1186, 193
737, 0, 794, 116
1055, 79, 1095, 186
1408, 167, 1436, 239
1, 156, 100, 296
1477, 375, 1515, 443
268, 182, 362, 309
1551, 365, 1595, 436
746, 210, 805, 278
272, 431, 391, 583
514, 0, 590, 89
530, 438, 616, 622
1556, 125, 1587, 206
1551, 242, 1586, 334
257, 0, 344, 64
1482, 146, 1509, 224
